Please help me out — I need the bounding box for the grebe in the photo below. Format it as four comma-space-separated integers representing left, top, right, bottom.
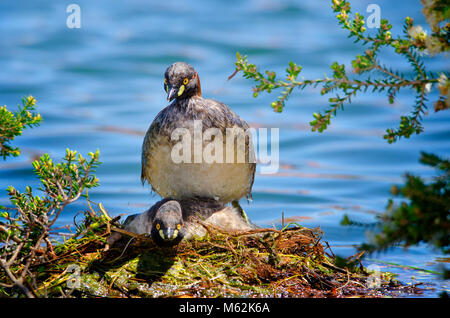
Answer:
141, 62, 256, 204
108, 197, 255, 247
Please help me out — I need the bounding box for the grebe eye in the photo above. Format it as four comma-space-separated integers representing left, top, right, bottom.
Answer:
183, 78, 189, 85
176, 224, 181, 230
156, 223, 160, 230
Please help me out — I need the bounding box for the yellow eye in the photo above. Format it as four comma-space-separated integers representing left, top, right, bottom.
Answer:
156, 223, 160, 230
183, 78, 188, 85
176, 224, 181, 230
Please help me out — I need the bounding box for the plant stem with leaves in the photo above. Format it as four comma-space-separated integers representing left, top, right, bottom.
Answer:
0, 149, 101, 297
231, 0, 449, 143
0, 96, 42, 159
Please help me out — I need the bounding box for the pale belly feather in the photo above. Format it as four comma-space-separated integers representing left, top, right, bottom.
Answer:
145, 144, 253, 203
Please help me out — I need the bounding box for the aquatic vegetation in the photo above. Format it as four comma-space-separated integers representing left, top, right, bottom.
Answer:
231, 0, 449, 143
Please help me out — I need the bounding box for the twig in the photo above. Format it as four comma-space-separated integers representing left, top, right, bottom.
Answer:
197, 219, 281, 237
107, 237, 136, 264
0, 259, 35, 298
336, 268, 351, 290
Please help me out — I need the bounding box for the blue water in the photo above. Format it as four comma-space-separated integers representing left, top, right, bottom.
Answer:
0, 0, 449, 297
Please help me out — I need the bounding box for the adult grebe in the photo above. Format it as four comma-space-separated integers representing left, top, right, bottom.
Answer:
141, 62, 256, 204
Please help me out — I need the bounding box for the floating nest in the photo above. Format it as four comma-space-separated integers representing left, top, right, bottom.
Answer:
0, 210, 422, 298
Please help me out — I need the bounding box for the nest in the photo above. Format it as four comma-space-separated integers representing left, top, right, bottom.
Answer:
0, 212, 422, 298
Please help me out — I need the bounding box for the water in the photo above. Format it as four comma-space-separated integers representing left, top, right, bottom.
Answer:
0, 0, 449, 297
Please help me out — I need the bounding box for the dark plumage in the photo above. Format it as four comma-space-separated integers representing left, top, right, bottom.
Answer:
141, 62, 256, 203
108, 197, 254, 247
118, 198, 184, 247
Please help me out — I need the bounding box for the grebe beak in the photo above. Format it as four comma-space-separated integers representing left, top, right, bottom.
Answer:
167, 86, 178, 101
160, 227, 178, 240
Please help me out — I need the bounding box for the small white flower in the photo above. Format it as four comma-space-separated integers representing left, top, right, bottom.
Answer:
438, 73, 447, 85
408, 25, 427, 40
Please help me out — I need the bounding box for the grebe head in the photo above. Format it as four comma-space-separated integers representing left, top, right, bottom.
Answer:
151, 200, 185, 246
164, 62, 202, 102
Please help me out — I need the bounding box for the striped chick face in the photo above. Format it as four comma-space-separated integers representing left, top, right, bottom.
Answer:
151, 200, 184, 247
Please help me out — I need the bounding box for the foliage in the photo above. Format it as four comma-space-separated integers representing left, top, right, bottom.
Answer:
0, 149, 101, 297
342, 152, 449, 254
0, 96, 42, 159
231, 0, 449, 143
